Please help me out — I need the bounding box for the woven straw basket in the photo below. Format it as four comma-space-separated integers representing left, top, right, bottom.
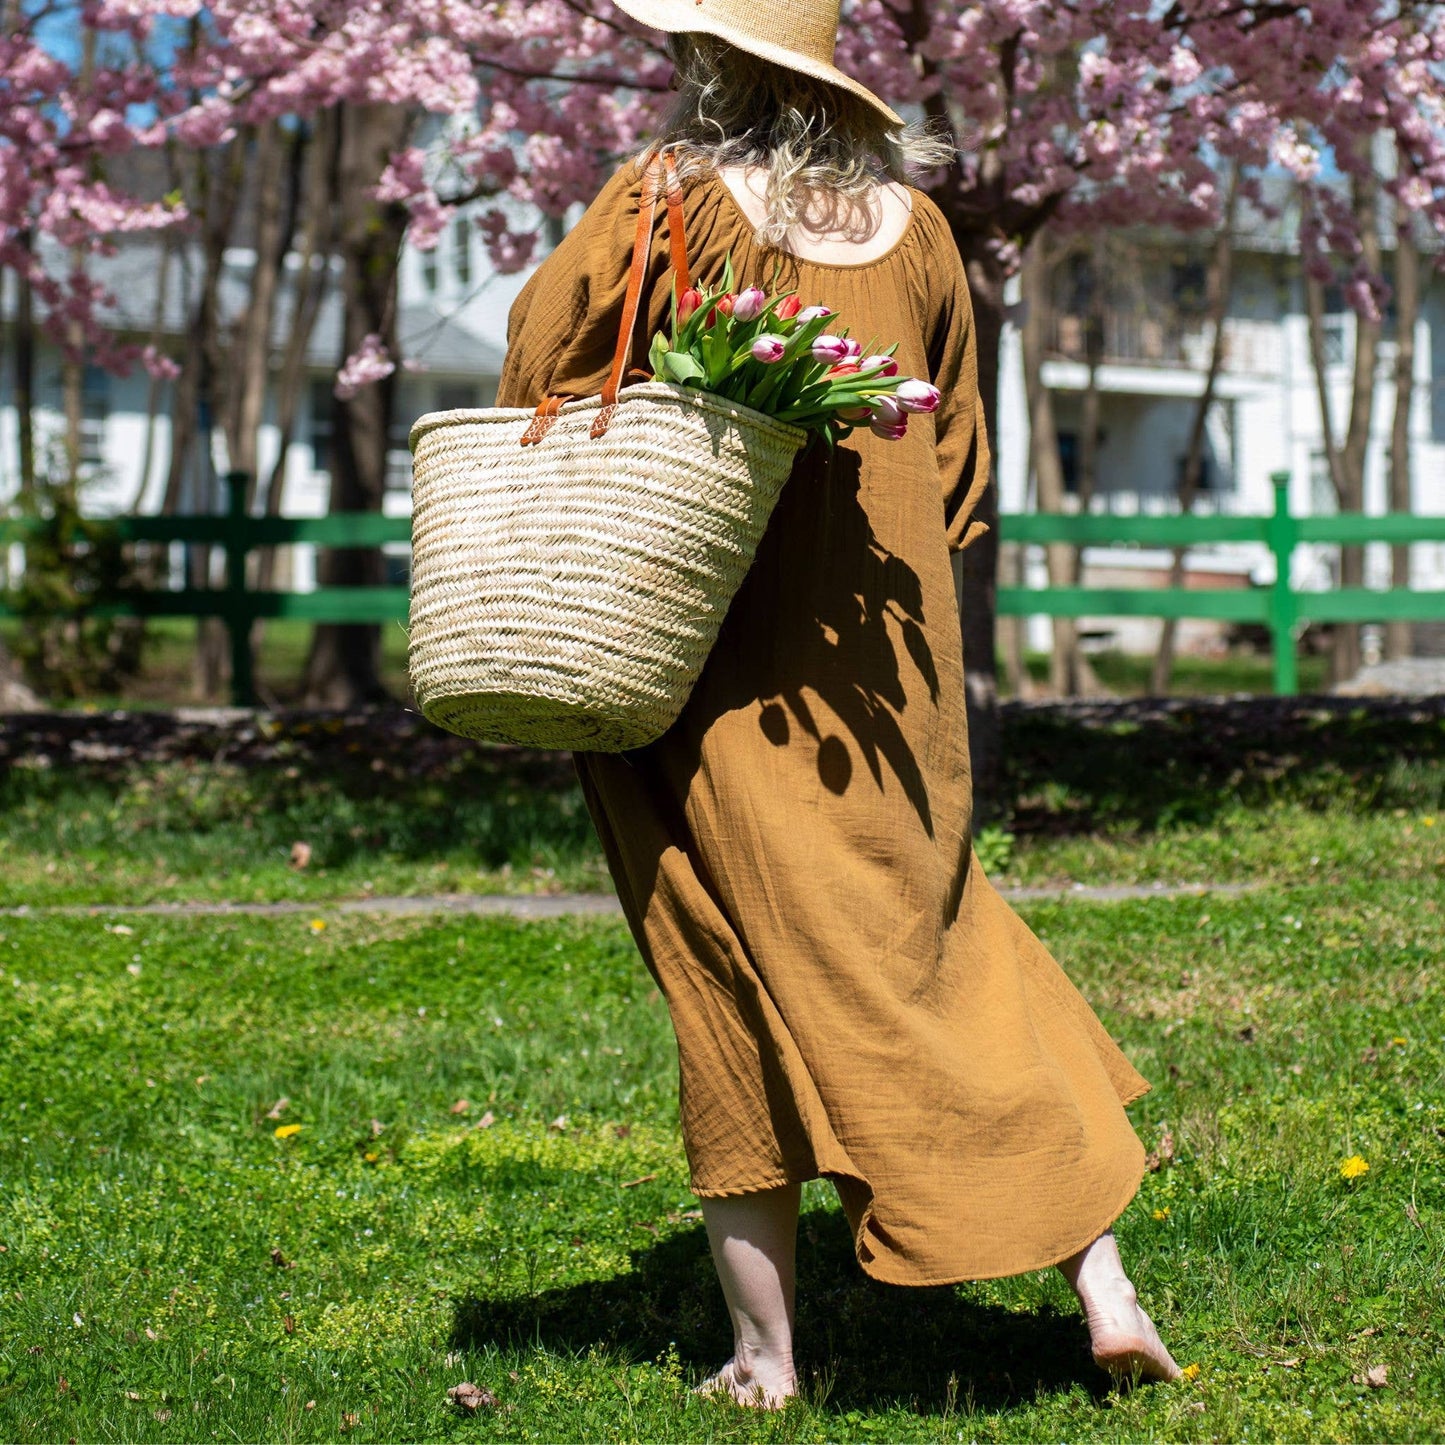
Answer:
407, 380, 804, 749
407, 151, 809, 750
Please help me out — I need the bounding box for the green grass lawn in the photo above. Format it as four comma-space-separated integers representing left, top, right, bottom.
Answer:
2, 880, 1442, 1442
3, 699, 1441, 907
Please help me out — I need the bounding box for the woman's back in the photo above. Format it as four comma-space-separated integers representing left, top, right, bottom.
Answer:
714, 162, 914, 266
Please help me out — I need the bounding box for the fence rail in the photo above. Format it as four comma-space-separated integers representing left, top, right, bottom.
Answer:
3, 470, 1444, 704
998, 472, 1445, 693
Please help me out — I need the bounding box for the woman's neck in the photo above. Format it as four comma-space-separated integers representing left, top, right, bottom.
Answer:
714, 163, 912, 265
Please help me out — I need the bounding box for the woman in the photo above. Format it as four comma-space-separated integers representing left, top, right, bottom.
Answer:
494, 0, 1182, 1407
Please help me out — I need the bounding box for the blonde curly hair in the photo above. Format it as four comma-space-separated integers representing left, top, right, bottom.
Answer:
639, 32, 955, 248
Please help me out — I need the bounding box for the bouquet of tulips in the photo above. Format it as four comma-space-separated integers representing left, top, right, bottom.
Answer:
646, 256, 940, 447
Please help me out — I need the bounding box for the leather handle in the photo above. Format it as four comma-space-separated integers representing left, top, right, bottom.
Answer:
590, 151, 690, 440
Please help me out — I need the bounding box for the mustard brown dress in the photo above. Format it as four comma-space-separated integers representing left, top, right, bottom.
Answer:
494, 157, 1150, 1286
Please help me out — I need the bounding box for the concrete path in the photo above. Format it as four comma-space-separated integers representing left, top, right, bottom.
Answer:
0, 880, 1259, 920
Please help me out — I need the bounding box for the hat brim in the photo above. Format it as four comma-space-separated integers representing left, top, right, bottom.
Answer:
612, 0, 905, 128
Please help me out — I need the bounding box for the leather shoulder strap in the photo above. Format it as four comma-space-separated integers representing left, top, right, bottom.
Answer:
590, 151, 690, 439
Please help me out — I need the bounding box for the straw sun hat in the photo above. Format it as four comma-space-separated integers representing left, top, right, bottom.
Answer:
611, 0, 904, 128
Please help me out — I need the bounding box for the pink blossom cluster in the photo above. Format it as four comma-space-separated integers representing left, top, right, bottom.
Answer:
4, 0, 1444, 390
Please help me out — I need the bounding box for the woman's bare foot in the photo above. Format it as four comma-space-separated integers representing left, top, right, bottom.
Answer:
694, 1351, 797, 1409
1058, 1230, 1182, 1384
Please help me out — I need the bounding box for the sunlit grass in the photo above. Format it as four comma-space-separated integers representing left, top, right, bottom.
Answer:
1, 883, 1442, 1441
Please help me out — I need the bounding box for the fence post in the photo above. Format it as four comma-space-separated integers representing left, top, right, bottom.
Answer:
223, 471, 256, 708
1267, 471, 1299, 695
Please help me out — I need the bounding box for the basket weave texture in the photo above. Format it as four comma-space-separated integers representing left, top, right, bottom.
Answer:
408, 380, 806, 750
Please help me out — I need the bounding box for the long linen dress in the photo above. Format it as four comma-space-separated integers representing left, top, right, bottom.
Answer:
494, 157, 1150, 1286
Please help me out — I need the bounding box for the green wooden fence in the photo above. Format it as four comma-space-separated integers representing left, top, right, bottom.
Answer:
2, 469, 1443, 704
999, 472, 1445, 693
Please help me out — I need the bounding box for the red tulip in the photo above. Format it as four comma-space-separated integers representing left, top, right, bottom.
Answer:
828, 361, 862, 376
676, 287, 702, 325
776, 294, 802, 320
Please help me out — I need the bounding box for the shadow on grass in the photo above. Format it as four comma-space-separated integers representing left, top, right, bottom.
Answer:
7, 697, 1440, 869
1001, 695, 1445, 837
450, 1207, 1106, 1416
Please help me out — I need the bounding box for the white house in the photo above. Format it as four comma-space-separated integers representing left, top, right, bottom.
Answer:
994, 187, 1445, 653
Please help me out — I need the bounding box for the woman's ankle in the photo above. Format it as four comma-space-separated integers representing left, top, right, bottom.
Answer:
733, 1336, 796, 1384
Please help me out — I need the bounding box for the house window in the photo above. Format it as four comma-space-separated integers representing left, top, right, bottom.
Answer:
435, 382, 479, 412
1320, 282, 1349, 366
80, 365, 110, 468
1057, 431, 1080, 495
385, 381, 425, 491
453, 215, 472, 288
420, 246, 439, 294
1174, 453, 1220, 493
309, 379, 334, 474
1169, 259, 1209, 316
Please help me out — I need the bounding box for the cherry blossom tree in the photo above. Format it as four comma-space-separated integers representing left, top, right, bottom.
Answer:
7, 1, 1444, 745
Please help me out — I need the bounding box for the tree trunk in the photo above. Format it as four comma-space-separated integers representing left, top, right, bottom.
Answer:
251, 117, 338, 695
1020, 242, 1083, 698
1056, 240, 1107, 697
956, 248, 1005, 822
300, 103, 413, 708
1150, 176, 1239, 694
1303, 171, 1381, 687
133, 236, 175, 514
3, 238, 40, 704
222, 120, 298, 495
13, 235, 35, 496
1385, 219, 1419, 661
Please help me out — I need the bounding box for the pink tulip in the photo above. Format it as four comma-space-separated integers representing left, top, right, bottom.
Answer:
750, 333, 787, 363
870, 419, 909, 441
676, 287, 702, 325
797, 305, 832, 322
811, 334, 850, 363
895, 378, 942, 413
732, 286, 767, 322
840, 337, 863, 361
869, 394, 906, 426
860, 354, 899, 376
775, 294, 802, 320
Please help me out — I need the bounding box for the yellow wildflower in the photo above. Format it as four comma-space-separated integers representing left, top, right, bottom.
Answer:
1422, 816, 1436, 828
1180, 1363, 1201, 1382
364, 1151, 379, 1163
1152, 1208, 1171, 1221
1391, 1037, 1407, 1047
309, 919, 327, 933
274, 1123, 302, 1140
1339, 1155, 1369, 1180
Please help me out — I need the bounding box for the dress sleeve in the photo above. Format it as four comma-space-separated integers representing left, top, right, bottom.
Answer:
494, 158, 675, 412
923, 204, 993, 554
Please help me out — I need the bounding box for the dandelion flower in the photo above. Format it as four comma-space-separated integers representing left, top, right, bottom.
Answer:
309, 919, 327, 933
1339, 1154, 1369, 1180
275, 1123, 302, 1140
1180, 1363, 1201, 1382
1152, 1207, 1171, 1221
